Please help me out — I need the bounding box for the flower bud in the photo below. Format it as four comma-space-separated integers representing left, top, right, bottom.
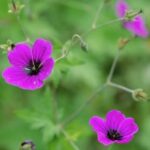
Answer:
72, 34, 88, 52
124, 9, 143, 21
8, 0, 25, 14
0, 40, 15, 53
132, 89, 149, 102
20, 140, 35, 150
118, 38, 129, 50
80, 41, 88, 52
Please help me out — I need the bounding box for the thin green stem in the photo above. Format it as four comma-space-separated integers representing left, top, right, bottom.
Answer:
105, 49, 134, 94
56, 16, 127, 127
50, 85, 59, 123
61, 129, 80, 150
62, 84, 107, 127
106, 144, 114, 150
55, 53, 66, 62
92, 0, 105, 29
55, 18, 123, 62
108, 82, 134, 93
82, 18, 124, 37
61, 41, 134, 126
16, 15, 28, 40
106, 50, 120, 83
55, 35, 83, 63
95, 18, 123, 31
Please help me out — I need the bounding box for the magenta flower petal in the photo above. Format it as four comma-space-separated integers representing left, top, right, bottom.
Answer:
106, 110, 125, 130
124, 16, 149, 37
115, 0, 149, 38
32, 38, 53, 63
116, 135, 134, 144
98, 133, 114, 146
2, 67, 43, 90
8, 43, 32, 67
116, 0, 129, 18
118, 118, 139, 136
18, 76, 43, 90
89, 116, 106, 134
38, 58, 55, 80
2, 38, 55, 90
89, 110, 139, 146
2, 67, 28, 86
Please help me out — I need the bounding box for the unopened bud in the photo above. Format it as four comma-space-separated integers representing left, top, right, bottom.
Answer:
124, 9, 143, 21
7, 40, 16, 51
20, 140, 35, 150
0, 40, 15, 53
8, 0, 25, 14
132, 89, 149, 102
72, 34, 88, 52
118, 38, 129, 50
80, 41, 88, 52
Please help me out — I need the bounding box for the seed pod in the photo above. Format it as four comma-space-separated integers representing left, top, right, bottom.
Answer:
132, 89, 149, 102
118, 38, 129, 50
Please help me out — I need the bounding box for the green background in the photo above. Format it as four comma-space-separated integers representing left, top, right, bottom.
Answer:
0, 0, 150, 150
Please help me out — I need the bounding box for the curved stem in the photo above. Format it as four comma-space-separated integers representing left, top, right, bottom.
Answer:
55, 35, 82, 63
55, 54, 66, 62
56, 18, 123, 62
62, 84, 107, 127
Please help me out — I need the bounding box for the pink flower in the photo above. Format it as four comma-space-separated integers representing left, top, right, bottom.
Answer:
89, 110, 139, 146
116, 0, 149, 37
2, 38, 55, 90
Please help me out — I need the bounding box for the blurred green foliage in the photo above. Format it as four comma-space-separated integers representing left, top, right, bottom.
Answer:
0, 0, 150, 150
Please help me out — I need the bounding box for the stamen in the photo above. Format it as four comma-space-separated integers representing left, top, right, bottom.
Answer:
25, 60, 42, 75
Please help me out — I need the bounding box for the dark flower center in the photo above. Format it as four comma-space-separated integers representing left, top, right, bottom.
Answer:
24, 60, 42, 75
107, 129, 122, 141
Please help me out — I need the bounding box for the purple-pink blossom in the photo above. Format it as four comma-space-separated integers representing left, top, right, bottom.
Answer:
89, 110, 139, 146
116, 0, 149, 37
2, 38, 55, 90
